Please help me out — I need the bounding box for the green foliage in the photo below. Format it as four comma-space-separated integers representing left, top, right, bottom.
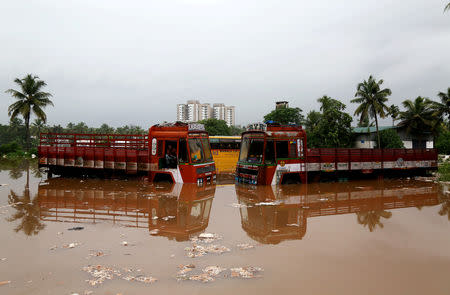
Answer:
0, 142, 22, 155
229, 125, 244, 136
304, 111, 321, 130
307, 96, 353, 148
263, 107, 304, 125
436, 130, 450, 154
398, 96, 437, 136
377, 129, 404, 149
439, 162, 450, 182
198, 118, 231, 136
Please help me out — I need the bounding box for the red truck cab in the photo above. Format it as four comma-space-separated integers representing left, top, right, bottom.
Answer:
149, 123, 216, 184
235, 123, 307, 185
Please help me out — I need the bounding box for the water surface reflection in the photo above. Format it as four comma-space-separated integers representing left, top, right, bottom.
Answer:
37, 179, 215, 241
236, 180, 445, 244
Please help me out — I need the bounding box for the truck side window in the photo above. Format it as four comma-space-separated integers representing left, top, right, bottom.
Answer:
165, 140, 177, 168
179, 139, 188, 163
265, 141, 275, 164
276, 141, 289, 159
289, 140, 297, 158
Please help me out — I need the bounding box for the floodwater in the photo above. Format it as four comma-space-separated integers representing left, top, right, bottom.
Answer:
1, 160, 450, 295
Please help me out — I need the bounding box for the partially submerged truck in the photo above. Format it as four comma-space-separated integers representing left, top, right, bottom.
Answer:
235, 123, 438, 185
38, 122, 216, 184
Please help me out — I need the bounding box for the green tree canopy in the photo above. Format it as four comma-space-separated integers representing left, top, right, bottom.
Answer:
351, 75, 391, 148
377, 129, 404, 149
304, 110, 322, 131
436, 130, 450, 154
263, 107, 304, 125
198, 118, 231, 136
398, 96, 436, 137
307, 96, 353, 148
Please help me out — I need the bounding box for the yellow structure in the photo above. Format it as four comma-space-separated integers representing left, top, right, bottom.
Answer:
209, 136, 241, 173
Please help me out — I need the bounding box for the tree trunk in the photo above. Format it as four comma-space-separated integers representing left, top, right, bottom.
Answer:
25, 114, 30, 152
374, 114, 380, 148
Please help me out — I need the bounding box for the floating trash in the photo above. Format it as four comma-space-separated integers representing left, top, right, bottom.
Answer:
236, 243, 255, 250
202, 266, 226, 276
68, 227, 84, 231
254, 201, 279, 206
161, 216, 176, 221
87, 250, 110, 258
229, 203, 248, 208
65, 242, 80, 249
149, 229, 159, 235
82, 265, 157, 286
121, 241, 128, 246
176, 264, 196, 281
190, 233, 222, 244
185, 244, 230, 258
230, 266, 264, 279
0, 280, 11, 286
189, 273, 215, 283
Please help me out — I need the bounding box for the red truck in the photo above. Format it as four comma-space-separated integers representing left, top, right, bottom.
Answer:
235, 123, 438, 185
38, 122, 216, 184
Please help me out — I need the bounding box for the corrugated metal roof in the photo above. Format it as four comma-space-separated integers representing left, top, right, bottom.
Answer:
352, 126, 397, 134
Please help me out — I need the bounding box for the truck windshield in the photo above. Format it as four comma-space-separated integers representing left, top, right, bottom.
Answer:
239, 137, 264, 164
189, 138, 205, 163
201, 138, 213, 162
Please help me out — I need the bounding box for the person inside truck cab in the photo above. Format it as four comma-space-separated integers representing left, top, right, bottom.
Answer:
165, 144, 178, 168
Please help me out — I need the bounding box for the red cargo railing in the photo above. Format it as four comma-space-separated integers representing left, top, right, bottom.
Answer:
39, 133, 149, 173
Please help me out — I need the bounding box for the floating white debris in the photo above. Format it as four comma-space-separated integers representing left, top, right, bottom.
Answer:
149, 229, 159, 235
229, 203, 247, 208
1, 258, 6, 262
192, 233, 222, 243
82, 265, 157, 286
254, 201, 279, 206
236, 243, 255, 250
189, 273, 215, 283
230, 266, 264, 279
121, 241, 128, 246
203, 266, 226, 276
185, 244, 230, 258
271, 229, 280, 233
287, 223, 300, 227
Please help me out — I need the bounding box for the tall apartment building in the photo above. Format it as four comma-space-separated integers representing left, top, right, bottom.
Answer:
177, 100, 235, 126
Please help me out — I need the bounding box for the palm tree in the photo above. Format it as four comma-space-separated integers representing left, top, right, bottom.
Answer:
388, 104, 400, 126
445, 3, 450, 12
7, 161, 45, 235
32, 118, 46, 137
398, 97, 437, 142
351, 75, 392, 148
5, 74, 54, 151
433, 88, 450, 127
356, 210, 392, 232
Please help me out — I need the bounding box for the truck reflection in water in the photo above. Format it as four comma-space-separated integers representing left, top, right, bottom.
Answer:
236, 180, 444, 244
38, 179, 215, 241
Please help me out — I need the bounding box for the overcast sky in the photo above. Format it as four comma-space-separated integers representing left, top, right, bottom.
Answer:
1, 0, 449, 128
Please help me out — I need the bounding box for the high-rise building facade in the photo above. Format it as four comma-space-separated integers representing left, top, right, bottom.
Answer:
176, 100, 235, 126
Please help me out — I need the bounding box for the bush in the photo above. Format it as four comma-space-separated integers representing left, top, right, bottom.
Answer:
436, 130, 450, 155
0, 142, 22, 155
439, 162, 450, 182
377, 129, 404, 149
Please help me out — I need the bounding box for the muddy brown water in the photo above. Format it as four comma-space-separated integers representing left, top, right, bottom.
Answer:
1, 161, 450, 295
